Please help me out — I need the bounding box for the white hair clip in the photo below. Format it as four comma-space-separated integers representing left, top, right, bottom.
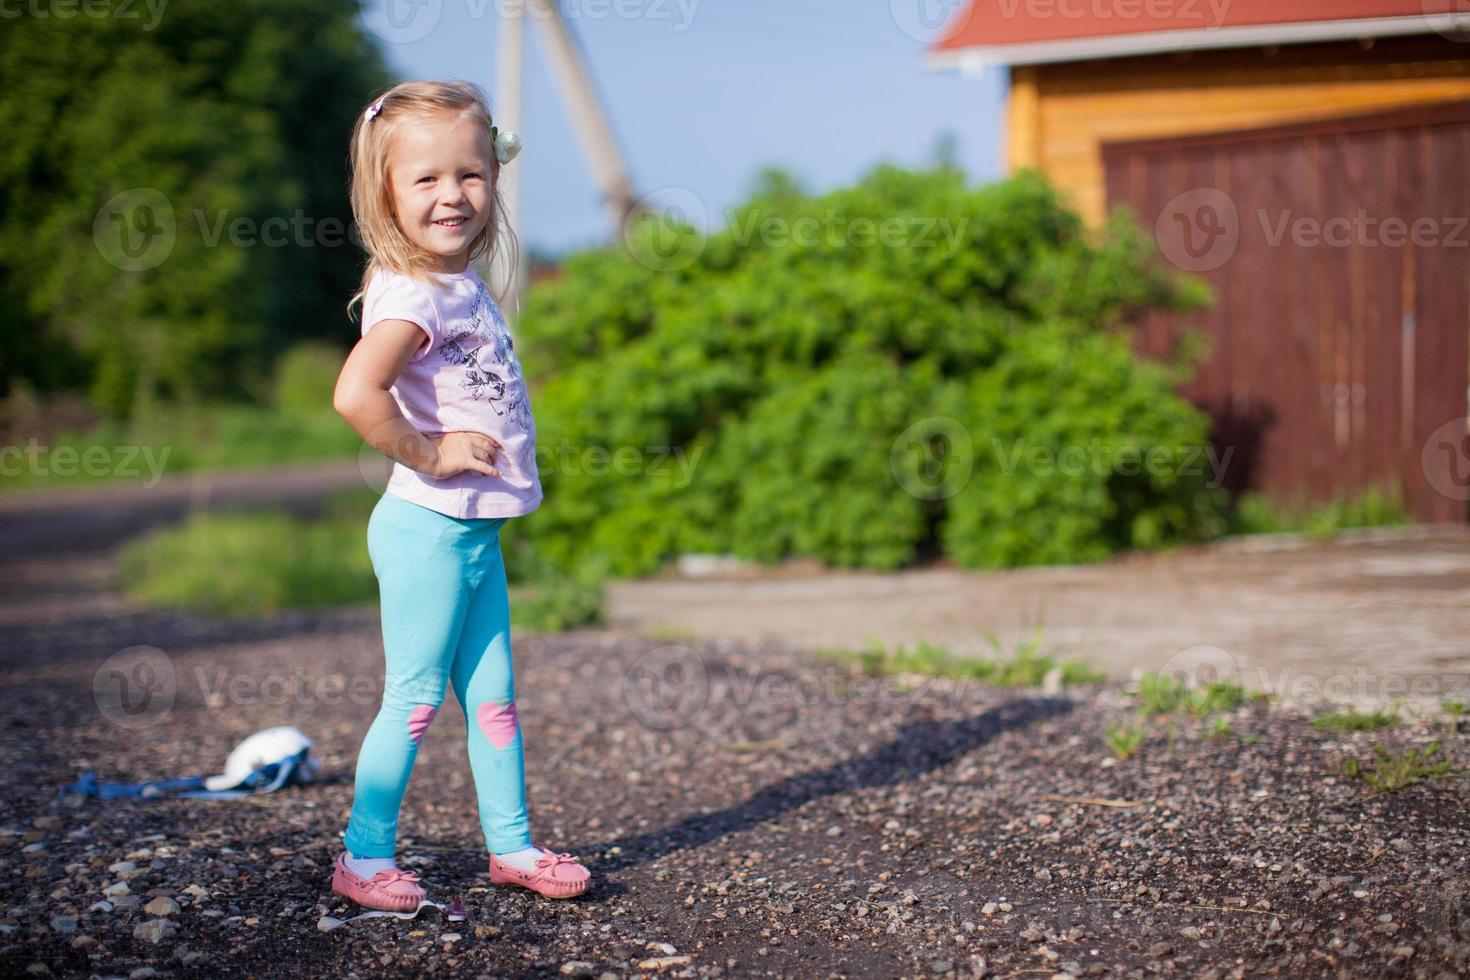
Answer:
491, 125, 522, 165
365, 98, 386, 122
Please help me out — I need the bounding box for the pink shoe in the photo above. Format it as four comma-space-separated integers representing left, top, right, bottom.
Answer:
331, 852, 428, 912
488, 846, 591, 899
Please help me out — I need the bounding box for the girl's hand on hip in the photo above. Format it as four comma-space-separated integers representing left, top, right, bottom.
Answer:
429, 431, 503, 480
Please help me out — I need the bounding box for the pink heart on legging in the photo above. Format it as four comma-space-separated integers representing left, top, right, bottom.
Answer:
476, 701, 520, 750
407, 704, 438, 748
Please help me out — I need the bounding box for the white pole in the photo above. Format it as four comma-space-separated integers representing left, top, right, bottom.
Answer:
528, 0, 637, 229
493, 0, 528, 318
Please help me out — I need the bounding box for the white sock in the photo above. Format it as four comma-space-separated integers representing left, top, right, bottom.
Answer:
494, 846, 546, 873
345, 853, 396, 877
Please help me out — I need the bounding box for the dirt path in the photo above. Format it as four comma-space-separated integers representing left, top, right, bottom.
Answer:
0, 460, 364, 559
608, 527, 1470, 712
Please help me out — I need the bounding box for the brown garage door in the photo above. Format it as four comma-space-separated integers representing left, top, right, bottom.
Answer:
1103, 100, 1470, 523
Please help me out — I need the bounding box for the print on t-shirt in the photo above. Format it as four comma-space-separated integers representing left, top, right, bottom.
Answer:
435, 282, 533, 437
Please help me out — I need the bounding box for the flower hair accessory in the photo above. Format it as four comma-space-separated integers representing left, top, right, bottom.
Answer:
491, 125, 523, 165
365, 98, 386, 122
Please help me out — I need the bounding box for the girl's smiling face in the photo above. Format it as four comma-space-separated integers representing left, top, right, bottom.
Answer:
386, 111, 496, 274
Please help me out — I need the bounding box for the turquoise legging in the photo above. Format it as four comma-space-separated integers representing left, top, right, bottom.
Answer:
343, 492, 533, 858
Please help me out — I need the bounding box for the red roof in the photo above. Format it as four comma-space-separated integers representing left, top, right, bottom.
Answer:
929, 0, 1467, 66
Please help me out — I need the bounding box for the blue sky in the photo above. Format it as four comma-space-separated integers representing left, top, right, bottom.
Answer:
361, 0, 1009, 257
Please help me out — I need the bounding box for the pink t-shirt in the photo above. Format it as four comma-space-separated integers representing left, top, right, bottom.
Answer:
360, 265, 542, 519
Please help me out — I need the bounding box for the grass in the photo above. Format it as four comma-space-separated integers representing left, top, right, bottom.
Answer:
1110, 670, 1253, 760
824, 626, 1103, 690
115, 489, 605, 632
1229, 485, 1411, 540
1134, 671, 1247, 718
1444, 699, 1466, 734
1311, 708, 1399, 732
1335, 741, 1467, 794
2, 344, 360, 493
1106, 717, 1147, 760
116, 497, 377, 617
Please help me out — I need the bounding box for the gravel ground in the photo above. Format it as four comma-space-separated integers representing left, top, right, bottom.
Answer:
1, 473, 1468, 978
1, 608, 1468, 979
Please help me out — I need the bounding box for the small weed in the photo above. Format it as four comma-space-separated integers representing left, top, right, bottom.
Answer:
1312, 709, 1398, 732
1335, 741, 1467, 794
1445, 699, 1466, 734
1107, 717, 1147, 761
827, 628, 1103, 690
1135, 672, 1246, 719
1210, 716, 1233, 742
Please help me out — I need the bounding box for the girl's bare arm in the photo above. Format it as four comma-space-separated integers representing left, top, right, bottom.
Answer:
333, 319, 501, 479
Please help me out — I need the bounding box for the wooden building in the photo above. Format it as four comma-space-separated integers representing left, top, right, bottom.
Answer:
929, 1, 1470, 522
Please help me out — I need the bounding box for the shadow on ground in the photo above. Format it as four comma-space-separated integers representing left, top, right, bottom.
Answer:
586, 697, 1075, 870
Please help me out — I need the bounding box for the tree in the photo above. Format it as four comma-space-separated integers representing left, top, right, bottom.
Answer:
0, 0, 389, 415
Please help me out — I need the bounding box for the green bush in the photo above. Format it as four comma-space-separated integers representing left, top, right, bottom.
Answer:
510, 572, 607, 634
936, 321, 1225, 568
514, 165, 1225, 576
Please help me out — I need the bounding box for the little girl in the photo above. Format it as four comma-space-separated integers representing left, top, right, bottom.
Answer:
329, 80, 590, 911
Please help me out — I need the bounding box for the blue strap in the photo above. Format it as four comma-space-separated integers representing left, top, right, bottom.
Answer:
60, 748, 312, 802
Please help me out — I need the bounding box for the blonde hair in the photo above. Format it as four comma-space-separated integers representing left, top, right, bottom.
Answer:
345, 80, 520, 319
